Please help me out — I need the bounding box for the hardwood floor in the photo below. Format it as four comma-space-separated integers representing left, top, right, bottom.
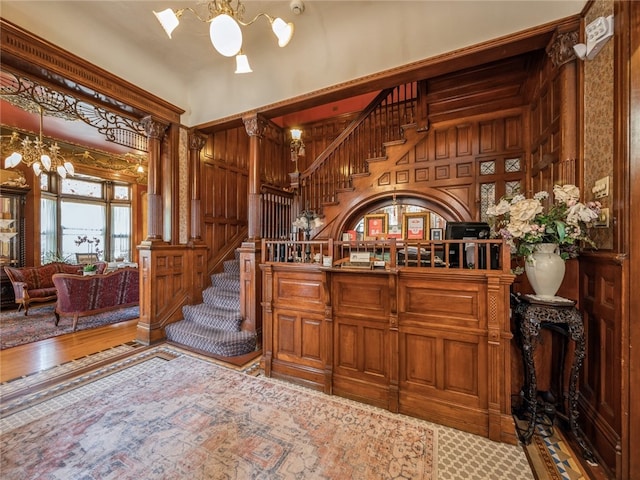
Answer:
0, 318, 139, 383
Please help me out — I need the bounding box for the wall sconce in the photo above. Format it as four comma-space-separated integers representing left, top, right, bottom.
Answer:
290, 128, 305, 173
573, 15, 614, 61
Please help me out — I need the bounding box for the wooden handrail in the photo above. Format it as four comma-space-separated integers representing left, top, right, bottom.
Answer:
297, 83, 419, 213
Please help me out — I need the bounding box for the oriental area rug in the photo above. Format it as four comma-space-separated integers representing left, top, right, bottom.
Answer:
0, 345, 539, 480
0, 304, 139, 349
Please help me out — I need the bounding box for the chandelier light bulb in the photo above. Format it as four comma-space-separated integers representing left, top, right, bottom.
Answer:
154, 9, 181, 38
271, 18, 294, 47
209, 14, 243, 57
235, 53, 253, 74
40, 154, 52, 171
33, 162, 42, 176
5, 152, 22, 168
64, 161, 75, 176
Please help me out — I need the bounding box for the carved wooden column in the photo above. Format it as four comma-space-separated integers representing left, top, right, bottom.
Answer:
242, 113, 267, 241
239, 114, 267, 344
188, 131, 206, 244
546, 29, 580, 185
141, 116, 169, 243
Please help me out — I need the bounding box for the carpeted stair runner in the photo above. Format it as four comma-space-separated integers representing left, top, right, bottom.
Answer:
165, 254, 256, 357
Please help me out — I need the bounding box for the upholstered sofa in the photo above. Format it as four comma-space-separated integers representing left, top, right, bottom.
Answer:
52, 267, 139, 331
4, 262, 107, 315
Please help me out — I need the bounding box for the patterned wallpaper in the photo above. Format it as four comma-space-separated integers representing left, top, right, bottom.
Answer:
583, 0, 614, 249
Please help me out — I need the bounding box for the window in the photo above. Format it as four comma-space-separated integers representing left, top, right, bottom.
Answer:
40, 174, 133, 264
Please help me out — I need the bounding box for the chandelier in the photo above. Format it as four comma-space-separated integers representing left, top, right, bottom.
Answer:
154, 0, 302, 74
2, 107, 75, 178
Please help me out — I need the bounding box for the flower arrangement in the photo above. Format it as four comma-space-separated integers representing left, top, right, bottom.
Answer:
292, 210, 324, 240
74, 235, 103, 260
486, 184, 601, 265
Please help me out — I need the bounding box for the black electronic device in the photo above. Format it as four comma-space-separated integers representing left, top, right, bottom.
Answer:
444, 222, 499, 269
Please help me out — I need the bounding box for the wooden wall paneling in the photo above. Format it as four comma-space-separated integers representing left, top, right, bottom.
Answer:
136, 245, 198, 345
504, 115, 523, 151
267, 267, 327, 389
579, 255, 622, 475
398, 273, 488, 437
331, 271, 392, 409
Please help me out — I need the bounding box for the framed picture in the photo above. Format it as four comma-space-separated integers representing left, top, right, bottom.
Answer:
403, 213, 430, 240
364, 214, 388, 239
386, 224, 403, 239
430, 228, 443, 241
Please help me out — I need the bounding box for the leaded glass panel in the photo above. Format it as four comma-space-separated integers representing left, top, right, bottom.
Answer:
505, 157, 521, 173
480, 161, 495, 175
480, 183, 495, 222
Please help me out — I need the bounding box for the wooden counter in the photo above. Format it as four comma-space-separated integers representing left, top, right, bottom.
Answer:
260, 240, 516, 443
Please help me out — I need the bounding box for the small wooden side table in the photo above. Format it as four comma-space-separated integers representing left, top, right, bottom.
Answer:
513, 295, 596, 463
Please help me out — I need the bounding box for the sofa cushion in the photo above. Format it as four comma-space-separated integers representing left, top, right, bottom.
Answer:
28, 287, 58, 299
7, 264, 59, 290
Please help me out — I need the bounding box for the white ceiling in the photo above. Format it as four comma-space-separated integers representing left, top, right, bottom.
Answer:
1, 1, 586, 127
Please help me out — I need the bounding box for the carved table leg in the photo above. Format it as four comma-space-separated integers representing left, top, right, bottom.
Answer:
518, 315, 540, 444
566, 317, 597, 463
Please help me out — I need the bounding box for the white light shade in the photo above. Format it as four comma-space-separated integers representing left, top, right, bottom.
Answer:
33, 162, 42, 176
40, 154, 52, 171
154, 9, 180, 38
209, 14, 242, 57
5, 152, 22, 168
64, 161, 75, 176
291, 128, 302, 140
271, 18, 294, 47
57, 165, 67, 178
235, 54, 253, 74
573, 43, 587, 60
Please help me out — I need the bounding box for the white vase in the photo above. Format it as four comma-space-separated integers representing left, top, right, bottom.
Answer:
524, 243, 565, 299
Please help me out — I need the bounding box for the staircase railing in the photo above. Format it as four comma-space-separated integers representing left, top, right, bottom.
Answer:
299, 82, 419, 213
261, 185, 295, 240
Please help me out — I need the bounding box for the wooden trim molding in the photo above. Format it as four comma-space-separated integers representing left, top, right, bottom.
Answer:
0, 19, 184, 124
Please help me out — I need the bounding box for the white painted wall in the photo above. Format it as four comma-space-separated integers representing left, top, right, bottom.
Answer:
1, 1, 585, 126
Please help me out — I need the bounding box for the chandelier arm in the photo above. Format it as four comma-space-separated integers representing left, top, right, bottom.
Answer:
176, 7, 213, 23
235, 12, 274, 27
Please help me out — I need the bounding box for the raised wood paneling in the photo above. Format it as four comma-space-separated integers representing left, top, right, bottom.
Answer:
262, 263, 514, 442
332, 272, 392, 408
262, 266, 328, 390
579, 255, 622, 474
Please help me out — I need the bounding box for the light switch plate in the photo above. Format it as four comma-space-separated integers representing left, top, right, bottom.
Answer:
592, 176, 610, 199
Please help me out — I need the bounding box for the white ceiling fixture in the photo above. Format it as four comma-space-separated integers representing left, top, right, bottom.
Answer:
154, 0, 301, 74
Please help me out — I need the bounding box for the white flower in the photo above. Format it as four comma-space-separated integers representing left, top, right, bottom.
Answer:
567, 203, 599, 224
486, 199, 511, 216
553, 184, 580, 204
311, 217, 324, 228
293, 217, 309, 229
506, 220, 534, 239
533, 191, 549, 201
509, 199, 543, 223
